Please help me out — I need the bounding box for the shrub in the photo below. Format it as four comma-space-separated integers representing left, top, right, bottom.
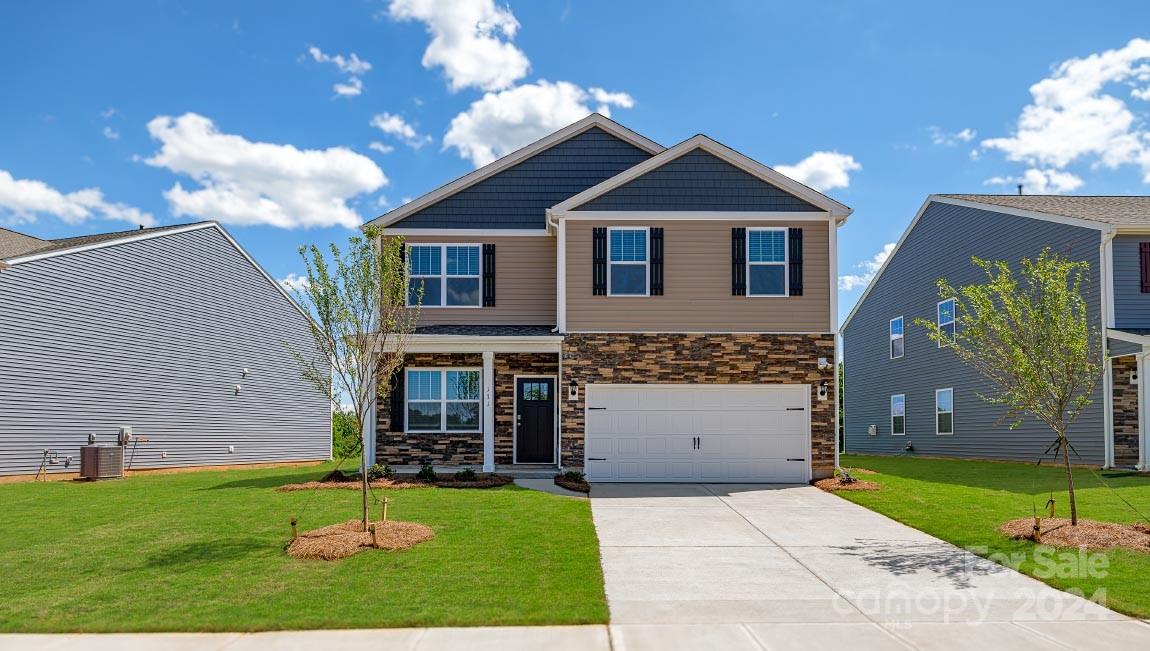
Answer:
331, 410, 360, 460
367, 463, 393, 481
562, 470, 585, 483
453, 468, 478, 482
416, 464, 438, 482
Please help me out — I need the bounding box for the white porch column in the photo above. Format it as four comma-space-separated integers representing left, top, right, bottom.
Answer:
1103, 356, 1115, 469
482, 351, 495, 472
361, 375, 376, 466
1139, 353, 1148, 470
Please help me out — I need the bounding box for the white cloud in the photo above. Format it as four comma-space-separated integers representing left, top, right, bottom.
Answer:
981, 38, 1150, 185
839, 242, 895, 291
775, 151, 861, 192
928, 126, 976, 146
370, 112, 432, 149
143, 113, 386, 229
984, 168, 1084, 194
102, 126, 120, 140
387, 0, 530, 92
306, 46, 371, 98
368, 141, 395, 154
588, 87, 634, 114
444, 80, 634, 167
0, 169, 155, 227
100, 107, 120, 119
278, 273, 310, 292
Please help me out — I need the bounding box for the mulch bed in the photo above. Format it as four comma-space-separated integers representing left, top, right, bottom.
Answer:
814, 477, 880, 492
276, 474, 514, 492
286, 519, 434, 560
842, 467, 877, 475
999, 517, 1150, 552
555, 476, 590, 493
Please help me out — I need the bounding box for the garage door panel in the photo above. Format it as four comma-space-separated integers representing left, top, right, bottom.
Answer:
585, 384, 811, 483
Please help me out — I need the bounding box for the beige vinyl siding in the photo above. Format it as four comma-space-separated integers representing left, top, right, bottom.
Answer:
565, 220, 831, 332
388, 233, 556, 326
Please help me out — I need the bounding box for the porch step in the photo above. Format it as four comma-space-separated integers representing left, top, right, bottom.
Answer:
496, 464, 559, 479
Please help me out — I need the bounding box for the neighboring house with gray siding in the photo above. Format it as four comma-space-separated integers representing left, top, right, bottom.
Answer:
843, 195, 1150, 470
0, 222, 330, 476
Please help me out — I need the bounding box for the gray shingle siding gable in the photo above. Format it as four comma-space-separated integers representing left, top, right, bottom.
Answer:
1112, 235, 1150, 329
390, 127, 653, 229
843, 201, 1105, 464
573, 150, 821, 212
0, 227, 331, 476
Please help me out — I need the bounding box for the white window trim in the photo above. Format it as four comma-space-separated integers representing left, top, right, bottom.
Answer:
606, 226, 650, 297
935, 387, 954, 436
890, 316, 904, 359
937, 298, 956, 348
404, 367, 483, 433
891, 394, 906, 436
406, 243, 482, 309
746, 226, 789, 297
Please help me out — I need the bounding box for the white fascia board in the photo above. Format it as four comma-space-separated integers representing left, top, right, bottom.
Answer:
3, 222, 218, 266
1106, 329, 1150, 346
365, 114, 664, 229
560, 211, 831, 221
383, 228, 550, 237
840, 195, 1115, 333
551, 134, 853, 220
393, 335, 564, 354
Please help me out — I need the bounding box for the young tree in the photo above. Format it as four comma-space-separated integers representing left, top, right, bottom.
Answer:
917, 249, 1100, 525
291, 227, 418, 529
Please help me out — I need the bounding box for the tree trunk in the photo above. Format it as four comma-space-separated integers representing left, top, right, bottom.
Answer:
1060, 433, 1078, 526
361, 436, 370, 530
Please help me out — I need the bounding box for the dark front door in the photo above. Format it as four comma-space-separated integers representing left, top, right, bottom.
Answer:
516, 377, 555, 463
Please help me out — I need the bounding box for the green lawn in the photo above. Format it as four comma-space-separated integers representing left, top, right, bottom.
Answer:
0, 464, 607, 632
839, 454, 1150, 618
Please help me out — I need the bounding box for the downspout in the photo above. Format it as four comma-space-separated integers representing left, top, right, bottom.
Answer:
1100, 229, 1117, 469
547, 208, 565, 468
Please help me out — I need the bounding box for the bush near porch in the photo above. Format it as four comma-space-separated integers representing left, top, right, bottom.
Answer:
839, 454, 1150, 618
0, 463, 607, 632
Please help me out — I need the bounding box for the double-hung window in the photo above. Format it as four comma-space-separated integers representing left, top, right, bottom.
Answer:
747, 228, 787, 296
406, 368, 481, 432
890, 316, 904, 359
608, 227, 648, 296
937, 298, 956, 345
891, 394, 905, 435
407, 244, 481, 308
936, 388, 954, 435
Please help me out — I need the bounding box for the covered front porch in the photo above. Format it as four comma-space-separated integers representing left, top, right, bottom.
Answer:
367, 326, 565, 473
1106, 329, 1150, 469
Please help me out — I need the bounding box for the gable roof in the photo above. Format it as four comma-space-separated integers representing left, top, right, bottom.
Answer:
1, 223, 209, 263
551, 134, 853, 220
367, 113, 664, 229
0, 227, 47, 259
938, 194, 1150, 228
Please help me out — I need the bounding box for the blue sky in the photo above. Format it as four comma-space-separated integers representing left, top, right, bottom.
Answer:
3, 1, 1150, 321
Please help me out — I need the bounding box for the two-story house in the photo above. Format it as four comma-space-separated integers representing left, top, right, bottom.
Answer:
361, 114, 851, 483
843, 194, 1150, 470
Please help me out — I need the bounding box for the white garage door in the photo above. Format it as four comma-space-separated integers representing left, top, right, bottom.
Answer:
584, 384, 810, 483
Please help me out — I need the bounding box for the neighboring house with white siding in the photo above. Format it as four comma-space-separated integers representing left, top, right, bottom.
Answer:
843, 195, 1150, 470
0, 222, 331, 476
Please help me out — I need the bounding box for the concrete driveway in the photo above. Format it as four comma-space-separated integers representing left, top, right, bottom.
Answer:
591, 483, 1150, 650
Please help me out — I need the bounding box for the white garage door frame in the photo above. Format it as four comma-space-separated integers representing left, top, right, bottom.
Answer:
583, 383, 812, 483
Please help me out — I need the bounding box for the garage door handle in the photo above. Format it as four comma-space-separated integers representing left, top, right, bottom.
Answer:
589, 407, 607, 411
786, 407, 805, 411
588, 457, 607, 461
787, 458, 806, 462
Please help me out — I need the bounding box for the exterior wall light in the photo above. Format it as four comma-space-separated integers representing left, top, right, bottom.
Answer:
568, 379, 579, 401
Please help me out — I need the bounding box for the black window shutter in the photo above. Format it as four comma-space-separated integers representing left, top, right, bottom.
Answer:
592, 227, 607, 295
482, 243, 496, 306
389, 367, 405, 432
731, 227, 746, 296
788, 227, 804, 296
1141, 242, 1150, 293
650, 228, 664, 295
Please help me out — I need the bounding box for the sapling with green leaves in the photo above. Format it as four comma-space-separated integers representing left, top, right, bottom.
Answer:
916, 249, 1100, 525
290, 226, 418, 529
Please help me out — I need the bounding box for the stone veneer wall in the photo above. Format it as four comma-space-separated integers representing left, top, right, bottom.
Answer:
1112, 355, 1141, 468
375, 352, 559, 467
560, 333, 837, 479
376, 353, 484, 467
495, 353, 560, 465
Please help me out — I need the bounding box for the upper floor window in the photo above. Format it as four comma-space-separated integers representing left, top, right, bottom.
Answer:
937, 298, 956, 346
608, 228, 648, 296
406, 368, 481, 432
889, 316, 904, 359
936, 387, 954, 435
891, 394, 905, 436
747, 228, 787, 296
408, 244, 481, 308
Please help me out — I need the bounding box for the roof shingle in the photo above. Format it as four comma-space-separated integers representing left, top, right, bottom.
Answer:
939, 194, 1150, 227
